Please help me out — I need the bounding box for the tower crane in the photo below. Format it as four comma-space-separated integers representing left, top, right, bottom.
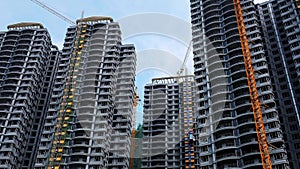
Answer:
30, 0, 76, 25
177, 40, 193, 77
233, 0, 272, 168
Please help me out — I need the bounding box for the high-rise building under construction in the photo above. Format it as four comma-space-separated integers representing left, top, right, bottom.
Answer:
190, 0, 300, 168
142, 76, 198, 169
0, 23, 61, 169
258, 1, 300, 168
33, 16, 136, 169
0, 16, 136, 169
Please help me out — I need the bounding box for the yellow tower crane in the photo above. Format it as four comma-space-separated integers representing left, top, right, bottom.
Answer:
233, 0, 272, 169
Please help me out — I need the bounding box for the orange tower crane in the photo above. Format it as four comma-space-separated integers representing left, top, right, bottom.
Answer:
233, 0, 272, 169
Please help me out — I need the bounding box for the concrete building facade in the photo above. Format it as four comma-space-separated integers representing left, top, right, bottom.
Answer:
109, 44, 136, 169
32, 17, 136, 169
0, 23, 60, 169
0, 16, 136, 169
190, 0, 290, 168
142, 76, 198, 169
258, 1, 300, 168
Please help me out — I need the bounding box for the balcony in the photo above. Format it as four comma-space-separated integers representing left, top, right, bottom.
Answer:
243, 159, 262, 168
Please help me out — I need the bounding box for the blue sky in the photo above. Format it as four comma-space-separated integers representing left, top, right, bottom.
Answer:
1, 0, 267, 48
1, 0, 191, 47
1, 0, 192, 126
1, 0, 268, 126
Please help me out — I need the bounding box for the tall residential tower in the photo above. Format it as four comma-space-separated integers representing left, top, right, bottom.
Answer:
190, 0, 290, 168
0, 23, 61, 169
32, 16, 136, 169
257, 1, 300, 168
142, 76, 198, 169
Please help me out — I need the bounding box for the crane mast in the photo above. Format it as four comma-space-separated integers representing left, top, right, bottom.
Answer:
177, 41, 193, 76
233, 0, 272, 168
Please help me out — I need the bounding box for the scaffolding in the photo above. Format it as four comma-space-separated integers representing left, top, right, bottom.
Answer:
233, 0, 272, 169
46, 23, 87, 169
182, 78, 195, 169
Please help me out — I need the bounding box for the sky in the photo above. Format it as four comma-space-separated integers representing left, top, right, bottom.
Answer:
1, 0, 268, 126
1, 0, 191, 47
0, 0, 267, 47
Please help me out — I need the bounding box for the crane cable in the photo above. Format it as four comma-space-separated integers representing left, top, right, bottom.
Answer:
30, 0, 76, 25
